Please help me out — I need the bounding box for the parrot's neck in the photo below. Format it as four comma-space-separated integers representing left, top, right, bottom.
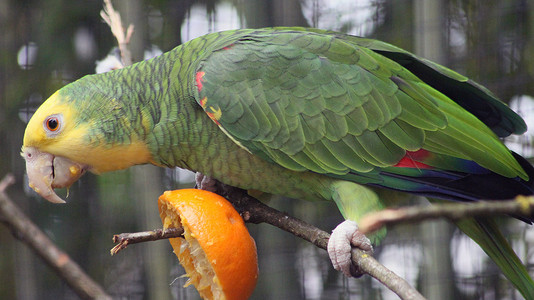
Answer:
87, 39, 226, 172
60, 40, 209, 172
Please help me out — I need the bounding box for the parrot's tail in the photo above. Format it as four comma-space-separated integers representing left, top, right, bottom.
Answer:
369, 152, 534, 222
363, 149, 534, 297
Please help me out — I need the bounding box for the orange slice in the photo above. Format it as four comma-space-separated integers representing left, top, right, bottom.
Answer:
159, 189, 258, 300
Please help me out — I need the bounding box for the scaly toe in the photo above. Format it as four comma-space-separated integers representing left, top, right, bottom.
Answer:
327, 220, 373, 277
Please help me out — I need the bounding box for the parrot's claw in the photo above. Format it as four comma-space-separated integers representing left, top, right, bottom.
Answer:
327, 220, 373, 277
195, 172, 218, 193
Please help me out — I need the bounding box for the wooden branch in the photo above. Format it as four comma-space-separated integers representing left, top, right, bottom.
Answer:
0, 175, 111, 300
111, 181, 426, 300
358, 196, 534, 235
109, 185, 534, 298
214, 182, 426, 300
111, 227, 183, 255
101, 0, 134, 66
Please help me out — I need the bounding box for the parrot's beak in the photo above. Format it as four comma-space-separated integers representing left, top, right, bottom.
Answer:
21, 147, 87, 204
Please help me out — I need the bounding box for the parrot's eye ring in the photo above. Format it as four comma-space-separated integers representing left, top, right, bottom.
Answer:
43, 114, 63, 136
46, 117, 59, 131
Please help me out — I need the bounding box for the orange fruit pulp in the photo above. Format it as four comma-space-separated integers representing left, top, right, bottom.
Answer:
159, 189, 258, 300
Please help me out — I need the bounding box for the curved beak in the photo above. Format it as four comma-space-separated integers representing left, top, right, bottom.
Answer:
21, 147, 87, 203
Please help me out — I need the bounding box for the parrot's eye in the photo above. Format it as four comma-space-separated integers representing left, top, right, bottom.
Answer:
46, 117, 58, 130
43, 114, 63, 136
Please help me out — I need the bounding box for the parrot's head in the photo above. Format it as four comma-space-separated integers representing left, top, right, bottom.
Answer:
22, 80, 154, 203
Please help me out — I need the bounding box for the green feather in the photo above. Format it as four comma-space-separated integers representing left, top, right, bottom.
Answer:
378, 120, 424, 150
322, 139, 375, 172
456, 218, 534, 298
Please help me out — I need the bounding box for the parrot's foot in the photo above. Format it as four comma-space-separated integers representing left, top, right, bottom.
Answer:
195, 172, 218, 193
327, 220, 373, 277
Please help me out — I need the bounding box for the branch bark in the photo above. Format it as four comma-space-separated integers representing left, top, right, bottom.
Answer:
101, 0, 134, 66
111, 227, 184, 255
110, 184, 534, 299
215, 182, 427, 300
358, 196, 534, 235
0, 175, 111, 300
111, 181, 426, 300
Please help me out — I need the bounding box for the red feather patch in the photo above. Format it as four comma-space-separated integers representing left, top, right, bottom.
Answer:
393, 149, 432, 169
195, 71, 205, 93
222, 44, 234, 50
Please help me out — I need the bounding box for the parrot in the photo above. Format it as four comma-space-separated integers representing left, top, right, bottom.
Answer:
21, 27, 534, 296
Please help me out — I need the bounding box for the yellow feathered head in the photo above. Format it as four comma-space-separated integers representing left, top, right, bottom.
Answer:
22, 78, 153, 203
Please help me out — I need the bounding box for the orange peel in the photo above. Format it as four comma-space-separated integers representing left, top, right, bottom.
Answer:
159, 189, 258, 300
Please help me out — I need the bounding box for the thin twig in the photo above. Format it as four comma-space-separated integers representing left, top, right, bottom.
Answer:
0, 175, 111, 300
111, 227, 184, 255
101, 0, 134, 66
358, 196, 534, 235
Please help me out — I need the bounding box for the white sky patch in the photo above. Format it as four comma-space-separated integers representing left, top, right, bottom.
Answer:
296, 244, 325, 299
95, 45, 162, 74
17, 42, 38, 70
74, 27, 97, 62
506, 95, 534, 158
448, 13, 467, 58
95, 49, 123, 74
167, 167, 196, 185
376, 242, 422, 300
181, 2, 243, 43
301, 0, 379, 36
509, 221, 534, 267
450, 231, 487, 296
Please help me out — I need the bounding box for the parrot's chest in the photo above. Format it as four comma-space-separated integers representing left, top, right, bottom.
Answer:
173, 140, 329, 202
150, 108, 330, 202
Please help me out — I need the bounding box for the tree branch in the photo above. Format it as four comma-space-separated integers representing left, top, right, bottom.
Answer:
101, 0, 134, 66
111, 227, 184, 255
111, 181, 426, 300
109, 185, 534, 299
358, 196, 534, 235
215, 182, 426, 300
0, 175, 111, 300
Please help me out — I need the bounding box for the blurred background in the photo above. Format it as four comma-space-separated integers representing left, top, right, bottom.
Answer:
2, 0, 534, 299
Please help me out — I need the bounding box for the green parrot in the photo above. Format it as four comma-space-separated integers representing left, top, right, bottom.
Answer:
22, 27, 534, 296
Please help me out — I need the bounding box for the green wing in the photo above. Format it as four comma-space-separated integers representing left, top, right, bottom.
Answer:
193, 29, 525, 180
289, 27, 527, 138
